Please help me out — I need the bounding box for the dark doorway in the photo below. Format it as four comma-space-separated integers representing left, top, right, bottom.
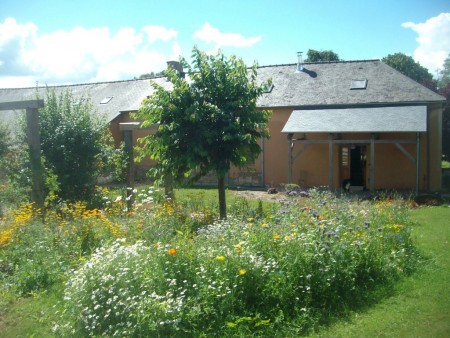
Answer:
350, 146, 366, 186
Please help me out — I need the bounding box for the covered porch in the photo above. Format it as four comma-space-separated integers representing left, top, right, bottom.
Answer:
282, 106, 427, 194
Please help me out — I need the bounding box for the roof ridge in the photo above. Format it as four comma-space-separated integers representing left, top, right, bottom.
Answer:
1, 76, 162, 90
256, 59, 380, 69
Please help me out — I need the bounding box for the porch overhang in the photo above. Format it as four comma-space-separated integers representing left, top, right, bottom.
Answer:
282, 106, 427, 133
282, 106, 427, 194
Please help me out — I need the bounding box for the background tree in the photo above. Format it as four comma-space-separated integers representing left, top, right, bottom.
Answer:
438, 54, 450, 161
438, 54, 450, 88
305, 49, 340, 62
382, 53, 436, 89
134, 47, 272, 219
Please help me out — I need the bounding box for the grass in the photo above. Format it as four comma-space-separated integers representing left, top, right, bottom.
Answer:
0, 192, 449, 337
307, 205, 450, 338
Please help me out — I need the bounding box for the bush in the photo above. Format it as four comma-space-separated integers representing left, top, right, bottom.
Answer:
39, 89, 114, 203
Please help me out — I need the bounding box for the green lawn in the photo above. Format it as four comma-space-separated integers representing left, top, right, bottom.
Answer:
307, 205, 450, 338
1, 203, 449, 337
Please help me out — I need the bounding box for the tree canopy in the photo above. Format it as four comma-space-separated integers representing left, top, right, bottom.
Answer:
304, 49, 340, 62
438, 54, 450, 88
134, 47, 272, 219
382, 53, 434, 85
438, 54, 450, 161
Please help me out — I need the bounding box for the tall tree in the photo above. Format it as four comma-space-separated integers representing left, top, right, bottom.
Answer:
438, 54, 450, 88
305, 49, 340, 62
134, 47, 272, 219
438, 54, 450, 161
382, 53, 435, 87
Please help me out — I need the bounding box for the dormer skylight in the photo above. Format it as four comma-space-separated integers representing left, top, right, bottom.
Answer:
100, 96, 113, 104
350, 80, 367, 90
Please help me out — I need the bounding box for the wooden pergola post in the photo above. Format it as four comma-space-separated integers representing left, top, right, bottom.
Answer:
119, 122, 140, 210
0, 100, 45, 210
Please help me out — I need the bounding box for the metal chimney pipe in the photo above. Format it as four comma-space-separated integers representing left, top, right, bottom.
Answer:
296, 52, 303, 72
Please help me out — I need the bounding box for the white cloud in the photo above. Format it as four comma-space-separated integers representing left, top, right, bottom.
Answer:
193, 23, 261, 52
142, 25, 178, 43
0, 18, 179, 87
402, 12, 450, 74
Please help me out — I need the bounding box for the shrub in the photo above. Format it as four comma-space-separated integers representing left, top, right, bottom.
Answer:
39, 89, 113, 203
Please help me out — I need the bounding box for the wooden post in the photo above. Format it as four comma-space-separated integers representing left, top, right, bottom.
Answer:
120, 122, 140, 210
0, 100, 45, 210
287, 133, 293, 183
328, 134, 334, 189
370, 134, 375, 191
416, 132, 420, 195
26, 107, 45, 210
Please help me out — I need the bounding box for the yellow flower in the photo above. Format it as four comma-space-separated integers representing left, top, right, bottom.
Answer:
284, 235, 292, 241
273, 234, 281, 240
261, 223, 269, 228
168, 248, 177, 256
216, 255, 226, 261
239, 269, 247, 276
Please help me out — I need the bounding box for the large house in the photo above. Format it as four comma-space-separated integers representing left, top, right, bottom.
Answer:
0, 59, 445, 192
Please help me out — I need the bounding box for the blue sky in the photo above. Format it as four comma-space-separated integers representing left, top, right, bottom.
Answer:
1, 0, 449, 87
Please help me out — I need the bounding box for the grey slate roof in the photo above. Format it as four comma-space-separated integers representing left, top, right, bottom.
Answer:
0, 77, 169, 125
256, 60, 445, 108
0, 60, 445, 127
282, 106, 427, 133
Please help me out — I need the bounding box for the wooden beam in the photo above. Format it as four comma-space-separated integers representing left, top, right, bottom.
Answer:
119, 122, 141, 131
0, 100, 44, 110
119, 122, 158, 131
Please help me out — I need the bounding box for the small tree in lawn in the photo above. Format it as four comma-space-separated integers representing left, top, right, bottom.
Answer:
134, 47, 272, 219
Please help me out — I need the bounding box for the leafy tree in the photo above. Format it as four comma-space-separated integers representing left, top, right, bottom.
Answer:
382, 53, 434, 87
134, 47, 272, 219
305, 49, 340, 62
39, 88, 121, 202
138, 70, 165, 80
439, 54, 450, 88
438, 54, 450, 161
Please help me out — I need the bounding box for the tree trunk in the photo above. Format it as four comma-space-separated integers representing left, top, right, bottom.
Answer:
218, 175, 227, 219
164, 172, 174, 200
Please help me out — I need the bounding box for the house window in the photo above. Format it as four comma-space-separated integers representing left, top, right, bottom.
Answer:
350, 80, 367, 90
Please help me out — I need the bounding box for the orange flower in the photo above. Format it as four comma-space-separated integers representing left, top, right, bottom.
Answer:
168, 248, 177, 256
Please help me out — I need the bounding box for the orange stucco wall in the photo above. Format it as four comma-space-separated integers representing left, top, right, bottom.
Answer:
112, 105, 442, 192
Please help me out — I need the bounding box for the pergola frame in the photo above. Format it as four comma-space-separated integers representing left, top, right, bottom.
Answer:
287, 132, 421, 194
0, 100, 45, 209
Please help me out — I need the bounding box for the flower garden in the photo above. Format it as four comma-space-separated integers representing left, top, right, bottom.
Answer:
0, 186, 421, 336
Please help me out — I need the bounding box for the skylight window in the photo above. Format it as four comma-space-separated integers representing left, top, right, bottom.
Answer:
350, 80, 367, 90
100, 96, 113, 104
